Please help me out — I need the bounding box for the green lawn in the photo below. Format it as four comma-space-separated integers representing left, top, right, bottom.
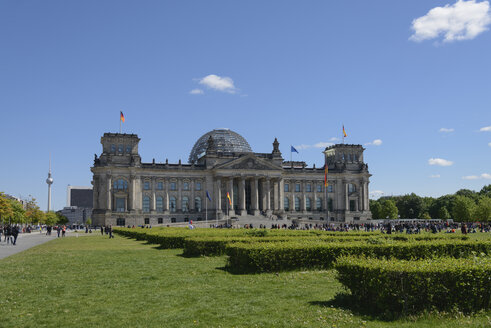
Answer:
1, 235, 490, 328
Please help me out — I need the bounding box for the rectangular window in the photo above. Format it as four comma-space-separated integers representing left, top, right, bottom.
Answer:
170, 182, 177, 191
329, 198, 333, 212
116, 198, 125, 212
110, 144, 116, 153
144, 218, 150, 225
306, 184, 311, 192
294, 197, 300, 211
156, 197, 163, 212
118, 144, 123, 153
158, 218, 163, 224
157, 182, 163, 190
125, 145, 131, 154
143, 197, 150, 213
295, 183, 301, 192
350, 200, 356, 211
317, 185, 322, 193
348, 184, 356, 193
328, 185, 333, 193
284, 183, 289, 192
116, 218, 125, 226
144, 181, 150, 190
195, 182, 201, 191
183, 182, 189, 190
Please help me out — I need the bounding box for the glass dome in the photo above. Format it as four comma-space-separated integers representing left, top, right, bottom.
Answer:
189, 129, 252, 163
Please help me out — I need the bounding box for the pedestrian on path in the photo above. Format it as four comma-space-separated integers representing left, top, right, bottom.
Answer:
12, 225, 19, 245
62, 225, 66, 237
57, 226, 61, 238
108, 225, 114, 238
100, 226, 103, 235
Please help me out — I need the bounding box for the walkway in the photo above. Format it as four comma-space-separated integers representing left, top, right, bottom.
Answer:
0, 231, 66, 260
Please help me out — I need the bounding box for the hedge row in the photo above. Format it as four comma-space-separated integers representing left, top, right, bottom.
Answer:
225, 240, 491, 273
335, 256, 491, 314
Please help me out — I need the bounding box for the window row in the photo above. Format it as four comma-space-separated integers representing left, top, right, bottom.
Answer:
283, 197, 333, 212
110, 144, 132, 154
113, 178, 202, 192
142, 196, 203, 213
284, 183, 333, 193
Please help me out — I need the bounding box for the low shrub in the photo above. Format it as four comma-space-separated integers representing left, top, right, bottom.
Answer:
225, 240, 491, 273
335, 255, 491, 315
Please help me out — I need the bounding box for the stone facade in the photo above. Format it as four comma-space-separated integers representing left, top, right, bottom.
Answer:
90, 130, 372, 227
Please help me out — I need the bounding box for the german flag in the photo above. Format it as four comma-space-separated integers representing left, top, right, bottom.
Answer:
120, 111, 125, 123
324, 165, 328, 187
343, 125, 347, 138
226, 192, 232, 205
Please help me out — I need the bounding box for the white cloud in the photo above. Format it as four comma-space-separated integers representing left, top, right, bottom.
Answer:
488, 142, 491, 147
365, 139, 383, 146
295, 142, 334, 150
410, 0, 491, 43
428, 158, 454, 166
370, 190, 385, 199
189, 89, 204, 95
439, 128, 454, 133
480, 125, 491, 131
329, 137, 340, 142
462, 173, 491, 179
198, 74, 236, 93
429, 174, 441, 178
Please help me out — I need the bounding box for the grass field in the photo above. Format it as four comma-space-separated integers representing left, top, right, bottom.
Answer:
1, 234, 490, 328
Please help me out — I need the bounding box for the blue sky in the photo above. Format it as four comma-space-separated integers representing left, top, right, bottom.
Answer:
1, 0, 491, 211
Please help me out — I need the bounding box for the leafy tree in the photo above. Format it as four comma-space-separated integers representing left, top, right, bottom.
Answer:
56, 212, 69, 225
437, 206, 450, 221
395, 193, 423, 219
421, 212, 431, 220
479, 184, 491, 197
45, 211, 59, 225
86, 217, 92, 226
25, 197, 45, 224
473, 197, 491, 222
8, 198, 26, 224
452, 196, 475, 222
429, 194, 456, 220
380, 199, 398, 220
0, 192, 13, 223
455, 189, 478, 201
370, 200, 382, 220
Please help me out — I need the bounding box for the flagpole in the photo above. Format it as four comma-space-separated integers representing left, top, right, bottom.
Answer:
120, 117, 122, 134
290, 146, 292, 168
205, 197, 208, 223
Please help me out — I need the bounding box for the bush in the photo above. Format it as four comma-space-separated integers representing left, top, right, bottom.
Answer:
225, 240, 491, 273
335, 255, 491, 315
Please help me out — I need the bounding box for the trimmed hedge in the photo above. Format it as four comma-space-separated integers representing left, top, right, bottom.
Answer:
335, 256, 491, 314
225, 240, 491, 273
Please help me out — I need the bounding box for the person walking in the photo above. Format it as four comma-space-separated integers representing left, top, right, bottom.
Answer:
62, 225, 66, 237
108, 225, 114, 239
100, 226, 103, 235
12, 225, 19, 245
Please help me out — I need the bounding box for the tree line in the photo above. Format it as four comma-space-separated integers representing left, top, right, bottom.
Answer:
0, 192, 68, 225
370, 184, 491, 222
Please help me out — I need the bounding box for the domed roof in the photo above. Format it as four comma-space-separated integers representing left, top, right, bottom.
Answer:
189, 129, 252, 163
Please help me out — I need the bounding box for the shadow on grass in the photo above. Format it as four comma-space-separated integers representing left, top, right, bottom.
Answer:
310, 293, 401, 322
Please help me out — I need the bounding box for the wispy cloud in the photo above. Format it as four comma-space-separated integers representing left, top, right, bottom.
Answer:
462, 173, 491, 179
480, 125, 491, 131
329, 137, 340, 142
410, 0, 491, 43
189, 89, 204, 95
198, 74, 237, 93
488, 142, 491, 147
370, 190, 385, 199
429, 174, 441, 178
365, 139, 383, 146
428, 158, 454, 166
295, 142, 334, 150
439, 128, 454, 133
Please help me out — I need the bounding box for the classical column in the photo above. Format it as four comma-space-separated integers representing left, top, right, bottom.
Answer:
265, 179, 271, 213
345, 181, 349, 212
215, 178, 222, 213
279, 179, 284, 212
177, 179, 182, 211
252, 178, 259, 215
151, 178, 156, 212
128, 175, 134, 211
190, 180, 195, 210
164, 178, 169, 212
301, 180, 306, 212
273, 179, 279, 211
106, 175, 112, 211
365, 181, 370, 210
239, 178, 246, 216
313, 182, 317, 212
228, 178, 235, 216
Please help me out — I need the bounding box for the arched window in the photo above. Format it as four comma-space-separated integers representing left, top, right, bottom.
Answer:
183, 182, 189, 190
306, 184, 312, 192
306, 197, 311, 211
316, 197, 322, 211
113, 179, 128, 191
143, 196, 150, 213
195, 197, 202, 212
295, 197, 301, 211
348, 183, 356, 193
170, 197, 176, 213
156, 196, 163, 212
284, 197, 290, 211
182, 196, 189, 212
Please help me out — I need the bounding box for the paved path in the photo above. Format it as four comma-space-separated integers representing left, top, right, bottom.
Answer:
0, 232, 67, 260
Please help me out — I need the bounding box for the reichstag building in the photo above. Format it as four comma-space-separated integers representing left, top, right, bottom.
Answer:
91, 129, 372, 226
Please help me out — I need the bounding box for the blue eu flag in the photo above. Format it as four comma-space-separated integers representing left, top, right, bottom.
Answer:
291, 146, 298, 153
206, 190, 212, 202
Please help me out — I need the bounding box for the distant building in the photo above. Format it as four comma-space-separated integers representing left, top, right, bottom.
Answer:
91, 129, 372, 227
59, 186, 93, 225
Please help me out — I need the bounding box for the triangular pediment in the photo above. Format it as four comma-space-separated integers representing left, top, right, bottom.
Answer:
214, 154, 281, 171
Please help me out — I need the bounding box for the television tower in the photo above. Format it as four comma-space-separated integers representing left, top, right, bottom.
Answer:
46, 156, 53, 211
